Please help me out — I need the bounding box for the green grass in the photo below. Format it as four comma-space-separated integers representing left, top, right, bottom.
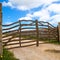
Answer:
22, 35, 60, 45
39, 38, 60, 45
2, 48, 19, 60
22, 35, 36, 39
47, 40, 60, 44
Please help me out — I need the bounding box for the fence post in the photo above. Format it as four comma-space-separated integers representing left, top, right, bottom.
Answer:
48, 23, 50, 41
58, 22, 60, 42
57, 26, 59, 42
36, 20, 39, 46
19, 20, 21, 47
0, 3, 2, 57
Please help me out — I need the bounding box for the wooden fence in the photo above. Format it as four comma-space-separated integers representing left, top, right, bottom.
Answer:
2, 20, 58, 49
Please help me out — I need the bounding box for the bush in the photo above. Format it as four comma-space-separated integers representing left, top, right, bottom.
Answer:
2, 48, 19, 60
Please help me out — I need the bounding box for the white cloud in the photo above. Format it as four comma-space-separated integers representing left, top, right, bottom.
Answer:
19, 5, 60, 25
2, 0, 60, 26
47, 4, 60, 14
32, 9, 50, 21
18, 9, 50, 21
49, 15, 60, 24
19, 16, 32, 20
2, 0, 58, 10
17, 6, 28, 10
2, 1, 13, 7
18, 13, 33, 20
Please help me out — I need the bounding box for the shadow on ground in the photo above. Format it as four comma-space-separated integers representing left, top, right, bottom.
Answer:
45, 49, 60, 53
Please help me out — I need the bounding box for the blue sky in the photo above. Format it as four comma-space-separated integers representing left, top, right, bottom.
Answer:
1, 0, 60, 26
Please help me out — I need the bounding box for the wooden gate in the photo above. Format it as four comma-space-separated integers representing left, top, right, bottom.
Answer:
2, 20, 58, 49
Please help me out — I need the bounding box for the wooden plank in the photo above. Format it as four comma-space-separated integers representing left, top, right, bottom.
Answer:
4, 46, 20, 50
2, 25, 19, 30
21, 27, 35, 30
21, 44, 36, 47
2, 29, 18, 34
21, 40, 36, 44
21, 24, 35, 26
4, 43, 19, 46
2, 39, 19, 42
2, 32, 19, 38
19, 20, 34, 22
38, 21, 48, 23
2, 21, 19, 26
38, 24, 49, 27
47, 22, 55, 28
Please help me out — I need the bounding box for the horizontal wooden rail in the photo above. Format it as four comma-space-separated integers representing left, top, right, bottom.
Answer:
2, 21, 19, 26
19, 20, 35, 22
21, 27, 36, 29
2, 25, 19, 30
21, 24, 35, 26
2, 29, 18, 34
2, 32, 19, 38
47, 22, 55, 28
38, 21, 48, 23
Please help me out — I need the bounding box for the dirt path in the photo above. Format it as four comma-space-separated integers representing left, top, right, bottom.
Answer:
10, 42, 60, 60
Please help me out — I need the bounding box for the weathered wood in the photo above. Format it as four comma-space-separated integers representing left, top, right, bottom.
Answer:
2, 31, 19, 38
57, 26, 59, 42
36, 20, 39, 46
0, 3, 2, 56
21, 24, 35, 26
2, 24, 19, 30
4, 42, 19, 46
19, 21, 21, 47
48, 23, 50, 41
19, 20, 33, 22
58, 22, 60, 42
2, 29, 18, 34
21, 27, 35, 30
2, 21, 19, 26
38, 24, 49, 27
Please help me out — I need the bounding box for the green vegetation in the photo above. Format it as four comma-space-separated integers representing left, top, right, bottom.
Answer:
0, 55, 2, 60
39, 38, 60, 45
22, 35, 37, 39
47, 40, 60, 44
22, 35, 60, 45
2, 48, 19, 60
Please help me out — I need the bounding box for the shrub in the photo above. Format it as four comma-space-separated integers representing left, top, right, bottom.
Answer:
2, 48, 19, 60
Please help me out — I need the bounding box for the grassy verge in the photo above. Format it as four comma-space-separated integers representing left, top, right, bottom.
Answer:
22, 35, 36, 39
1, 48, 19, 60
22, 35, 60, 45
47, 40, 60, 44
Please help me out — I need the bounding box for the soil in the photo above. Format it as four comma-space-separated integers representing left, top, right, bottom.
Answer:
10, 41, 60, 60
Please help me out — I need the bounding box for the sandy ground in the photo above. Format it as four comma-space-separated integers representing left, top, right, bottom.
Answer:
10, 42, 60, 60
